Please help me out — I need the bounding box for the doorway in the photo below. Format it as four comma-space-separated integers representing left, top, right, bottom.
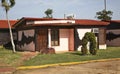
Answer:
36, 29, 48, 51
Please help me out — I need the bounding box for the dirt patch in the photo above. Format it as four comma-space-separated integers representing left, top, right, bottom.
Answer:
14, 60, 120, 74
16, 52, 38, 66
0, 52, 38, 73
0, 67, 15, 74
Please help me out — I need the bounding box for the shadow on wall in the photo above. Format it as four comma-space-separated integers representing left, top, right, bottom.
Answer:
74, 29, 82, 51
3, 40, 17, 50
106, 32, 120, 41
17, 32, 35, 48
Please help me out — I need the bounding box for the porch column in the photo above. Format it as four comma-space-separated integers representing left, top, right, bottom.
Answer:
98, 28, 106, 49
48, 29, 51, 48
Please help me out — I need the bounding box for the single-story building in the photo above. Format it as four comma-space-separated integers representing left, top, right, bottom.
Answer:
106, 20, 120, 47
0, 20, 17, 46
14, 17, 109, 52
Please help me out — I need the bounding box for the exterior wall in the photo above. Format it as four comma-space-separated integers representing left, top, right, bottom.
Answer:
0, 30, 16, 46
52, 29, 69, 52
16, 29, 35, 51
76, 28, 92, 51
0, 32, 11, 45
106, 29, 120, 46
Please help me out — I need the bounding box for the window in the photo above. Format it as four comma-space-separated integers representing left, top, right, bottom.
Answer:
92, 28, 99, 33
51, 29, 59, 46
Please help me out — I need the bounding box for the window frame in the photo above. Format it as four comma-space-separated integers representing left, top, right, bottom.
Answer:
51, 29, 59, 46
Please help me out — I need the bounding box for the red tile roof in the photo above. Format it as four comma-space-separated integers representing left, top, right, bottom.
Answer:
110, 20, 120, 23
14, 17, 110, 28
0, 20, 17, 29
22, 17, 109, 25
75, 19, 109, 26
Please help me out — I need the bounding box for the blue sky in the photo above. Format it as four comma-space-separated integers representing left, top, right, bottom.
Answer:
0, 0, 120, 20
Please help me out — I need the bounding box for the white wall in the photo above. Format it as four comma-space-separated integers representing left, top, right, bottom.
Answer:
52, 29, 69, 52
17, 29, 35, 51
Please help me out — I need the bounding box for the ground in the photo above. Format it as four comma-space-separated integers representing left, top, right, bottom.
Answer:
14, 60, 120, 74
0, 52, 38, 74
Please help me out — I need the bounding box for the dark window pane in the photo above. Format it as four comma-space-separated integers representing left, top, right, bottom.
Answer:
51, 29, 59, 46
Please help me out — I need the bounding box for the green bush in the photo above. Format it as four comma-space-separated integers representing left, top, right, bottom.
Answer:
81, 37, 88, 55
81, 32, 97, 55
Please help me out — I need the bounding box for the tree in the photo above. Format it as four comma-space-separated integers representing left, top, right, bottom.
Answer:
96, 9, 113, 21
1, 0, 16, 53
44, 8, 53, 18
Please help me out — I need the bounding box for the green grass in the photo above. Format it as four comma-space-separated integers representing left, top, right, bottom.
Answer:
0, 46, 21, 66
0, 46, 119, 66
23, 47, 120, 66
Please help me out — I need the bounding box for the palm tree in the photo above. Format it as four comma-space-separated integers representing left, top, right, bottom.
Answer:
1, 0, 16, 53
44, 8, 53, 18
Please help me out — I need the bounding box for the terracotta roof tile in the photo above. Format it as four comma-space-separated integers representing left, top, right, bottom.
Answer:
26, 18, 109, 26
75, 19, 109, 26
0, 20, 17, 29
110, 20, 120, 23
14, 17, 110, 27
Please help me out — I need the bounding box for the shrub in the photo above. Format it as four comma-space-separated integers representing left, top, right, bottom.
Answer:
81, 37, 88, 55
81, 32, 97, 55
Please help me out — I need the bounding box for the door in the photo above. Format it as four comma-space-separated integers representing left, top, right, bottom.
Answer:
36, 29, 48, 51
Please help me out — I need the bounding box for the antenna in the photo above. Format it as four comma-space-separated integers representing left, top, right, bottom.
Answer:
104, 0, 106, 11
64, 14, 66, 19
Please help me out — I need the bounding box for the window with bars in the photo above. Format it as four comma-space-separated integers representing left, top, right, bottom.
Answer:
51, 29, 59, 46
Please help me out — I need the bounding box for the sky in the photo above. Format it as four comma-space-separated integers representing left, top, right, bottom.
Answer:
0, 0, 120, 20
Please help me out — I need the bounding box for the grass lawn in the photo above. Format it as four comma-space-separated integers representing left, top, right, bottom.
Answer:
23, 47, 120, 66
0, 46, 120, 67
0, 46, 22, 66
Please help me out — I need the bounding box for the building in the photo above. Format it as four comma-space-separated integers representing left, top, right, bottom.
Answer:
14, 17, 109, 52
0, 20, 17, 46
106, 20, 120, 47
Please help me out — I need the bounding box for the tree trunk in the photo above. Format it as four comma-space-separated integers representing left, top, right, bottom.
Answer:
6, 11, 16, 53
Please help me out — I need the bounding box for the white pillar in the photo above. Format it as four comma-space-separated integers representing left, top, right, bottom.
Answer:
48, 29, 51, 48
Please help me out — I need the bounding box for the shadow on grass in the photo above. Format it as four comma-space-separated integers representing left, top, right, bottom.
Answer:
68, 52, 84, 56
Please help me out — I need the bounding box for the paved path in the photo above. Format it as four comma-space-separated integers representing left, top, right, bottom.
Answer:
14, 60, 120, 74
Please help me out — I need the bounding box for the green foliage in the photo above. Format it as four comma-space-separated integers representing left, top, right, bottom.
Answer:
81, 32, 97, 55
81, 37, 88, 55
96, 9, 113, 21
81, 47, 88, 55
44, 8, 53, 18
1, 0, 15, 12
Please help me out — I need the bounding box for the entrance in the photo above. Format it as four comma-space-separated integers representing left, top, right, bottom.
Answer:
36, 29, 48, 51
